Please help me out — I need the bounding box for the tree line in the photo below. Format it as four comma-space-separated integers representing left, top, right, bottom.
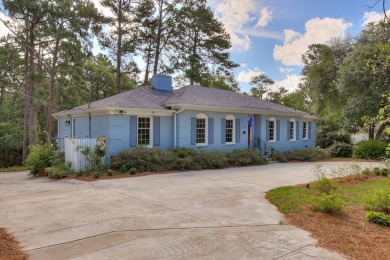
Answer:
249, 19, 390, 144
0, 0, 238, 166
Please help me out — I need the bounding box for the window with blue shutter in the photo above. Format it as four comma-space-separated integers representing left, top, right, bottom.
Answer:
153, 116, 160, 146
208, 118, 214, 145
130, 116, 137, 147
221, 118, 226, 144
235, 119, 240, 143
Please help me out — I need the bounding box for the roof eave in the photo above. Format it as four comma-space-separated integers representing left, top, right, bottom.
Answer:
53, 107, 175, 119
167, 103, 309, 117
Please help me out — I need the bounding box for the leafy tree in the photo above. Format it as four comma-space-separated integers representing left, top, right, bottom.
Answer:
249, 73, 274, 99
175, 0, 237, 85
339, 24, 390, 137
99, 0, 140, 93
267, 87, 288, 104
301, 44, 344, 121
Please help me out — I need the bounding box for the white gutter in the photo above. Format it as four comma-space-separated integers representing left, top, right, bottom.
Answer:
174, 106, 185, 147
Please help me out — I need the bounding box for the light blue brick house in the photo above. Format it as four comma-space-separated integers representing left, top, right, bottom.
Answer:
54, 75, 317, 161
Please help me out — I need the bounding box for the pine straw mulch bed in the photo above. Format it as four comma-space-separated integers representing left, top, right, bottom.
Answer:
0, 228, 27, 260
283, 206, 390, 260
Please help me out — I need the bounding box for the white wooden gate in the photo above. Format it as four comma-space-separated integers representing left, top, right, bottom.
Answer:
64, 138, 97, 171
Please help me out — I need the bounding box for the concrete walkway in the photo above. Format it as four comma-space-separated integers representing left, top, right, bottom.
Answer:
1, 162, 377, 259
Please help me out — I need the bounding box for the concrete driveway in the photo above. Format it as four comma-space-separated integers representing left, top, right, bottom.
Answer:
1, 162, 376, 259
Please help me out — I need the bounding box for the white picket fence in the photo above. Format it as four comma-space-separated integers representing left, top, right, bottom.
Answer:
64, 138, 98, 171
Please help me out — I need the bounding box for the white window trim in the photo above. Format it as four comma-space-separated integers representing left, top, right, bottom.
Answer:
225, 115, 235, 145
137, 116, 153, 147
71, 118, 76, 138
196, 113, 208, 146
269, 117, 276, 142
289, 118, 296, 141
303, 121, 309, 140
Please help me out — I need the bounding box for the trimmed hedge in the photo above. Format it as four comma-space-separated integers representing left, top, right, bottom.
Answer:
110, 147, 267, 173
353, 140, 388, 160
276, 148, 329, 163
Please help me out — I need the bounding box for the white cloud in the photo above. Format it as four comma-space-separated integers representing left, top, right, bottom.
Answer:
275, 74, 302, 92
237, 68, 263, 83
214, 0, 278, 51
278, 66, 294, 74
0, 11, 12, 38
362, 10, 390, 25
273, 17, 352, 66
256, 7, 272, 27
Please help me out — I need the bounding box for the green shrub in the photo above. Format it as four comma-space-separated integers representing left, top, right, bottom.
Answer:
381, 168, 389, 177
311, 178, 339, 195
366, 211, 390, 226
76, 170, 83, 177
353, 140, 388, 160
107, 169, 113, 176
316, 123, 351, 149
129, 167, 137, 175
94, 172, 100, 178
110, 147, 267, 173
365, 190, 390, 213
328, 142, 353, 158
277, 148, 329, 162
46, 164, 71, 179
26, 144, 56, 176
111, 147, 175, 172
311, 193, 344, 214
226, 149, 266, 166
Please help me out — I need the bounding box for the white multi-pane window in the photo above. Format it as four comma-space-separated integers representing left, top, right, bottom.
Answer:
138, 117, 150, 145
269, 118, 276, 141
196, 113, 208, 145
289, 118, 296, 141
196, 119, 206, 144
225, 115, 235, 144
303, 122, 308, 139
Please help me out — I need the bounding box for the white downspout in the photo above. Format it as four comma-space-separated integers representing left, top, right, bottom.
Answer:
174, 106, 185, 147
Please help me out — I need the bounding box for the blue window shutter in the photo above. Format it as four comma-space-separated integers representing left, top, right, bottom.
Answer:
266, 120, 269, 141
308, 122, 312, 139
221, 118, 226, 144
296, 121, 300, 140
208, 118, 214, 145
153, 116, 160, 146
235, 119, 240, 143
130, 116, 137, 147
191, 117, 196, 145
287, 121, 290, 140
277, 120, 280, 141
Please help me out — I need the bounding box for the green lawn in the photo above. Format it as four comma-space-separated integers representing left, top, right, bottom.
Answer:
266, 178, 390, 214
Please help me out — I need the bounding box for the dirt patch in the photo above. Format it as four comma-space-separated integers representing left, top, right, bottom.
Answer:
0, 228, 27, 260
284, 206, 390, 260
65, 170, 183, 182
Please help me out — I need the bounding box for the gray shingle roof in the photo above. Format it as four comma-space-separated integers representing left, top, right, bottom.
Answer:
55, 85, 307, 116
57, 87, 172, 114
165, 85, 304, 114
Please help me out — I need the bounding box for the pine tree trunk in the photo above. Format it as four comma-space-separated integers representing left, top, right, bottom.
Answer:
27, 17, 36, 146
46, 36, 60, 143
22, 41, 29, 162
116, 3, 123, 94
144, 42, 152, 85
153, 1, 163, 75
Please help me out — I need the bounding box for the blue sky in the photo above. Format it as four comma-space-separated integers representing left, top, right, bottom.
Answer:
208, 0, 389, 92
0, 0, 388, 92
